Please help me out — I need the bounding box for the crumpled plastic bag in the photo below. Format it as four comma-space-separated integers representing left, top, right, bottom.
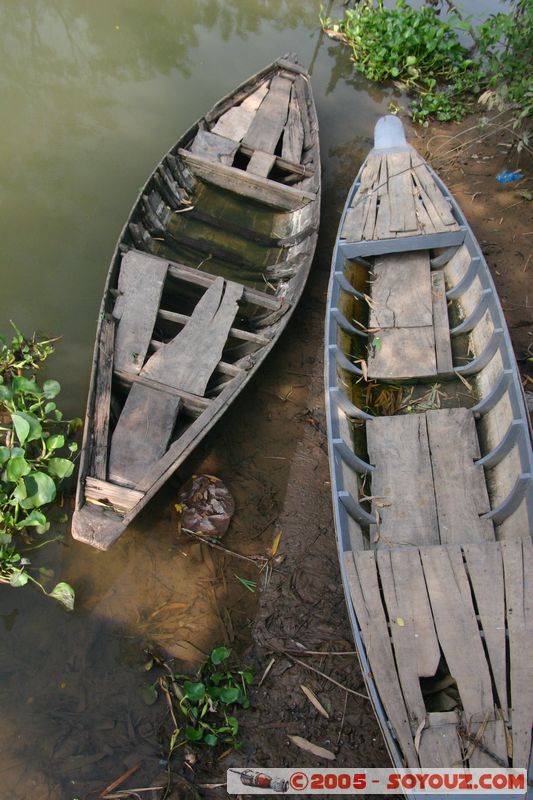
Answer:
175, 474, 234, 538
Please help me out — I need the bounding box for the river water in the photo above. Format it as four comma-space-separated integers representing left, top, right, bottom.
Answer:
0, 1, 504, 797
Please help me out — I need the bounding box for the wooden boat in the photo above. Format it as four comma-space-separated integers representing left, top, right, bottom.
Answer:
72, 56, 320, 550
325, 116, 532, 780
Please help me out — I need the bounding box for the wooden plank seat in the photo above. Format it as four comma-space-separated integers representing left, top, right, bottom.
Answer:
367, 251, 453, 380
344, 539, 532, 769
108, 269, 243, 486
178, 148, 315, 211
366, 409, 495, 547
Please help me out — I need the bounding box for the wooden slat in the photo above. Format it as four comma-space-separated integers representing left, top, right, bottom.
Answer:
366, 414, 439, 547
239, 144, 311, 177
502, 539, 533, 769
190, 130, 239, 165
463, 543, 508, 716
112, 251, 168, 374
178, 149, 316, 212
387, 151, 417, 233
92, 316, 115, 480
143, 278, 243, 395
243, 75, 292, 154
377, 548, 440, 726
281, 88, 303, 164
420, 546, 494, 720
426, 409, 494, 544
344, 550, 419, 764
431, 270, 454, 375
108, 386, 182, 487
469, 720, 509, 767
211, 81, 269, 141
374, 157, 390, 240
369, 251, 432, 329
411, 151, 457, 228
246, 150, 276, 178
85, 477, 144, 511
158, 308, 269, 346
367, 325, 436, 380
342, 153, 382, 241
291, 75, 313, 151
114, 369, 211, 411
418, 720, 464, 768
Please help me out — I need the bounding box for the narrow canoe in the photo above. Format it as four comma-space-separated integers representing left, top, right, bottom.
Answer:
72, 56, 320, 550
325, 116, 532, 786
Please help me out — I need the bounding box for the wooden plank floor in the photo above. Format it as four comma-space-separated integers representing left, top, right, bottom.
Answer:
366, 409, 495, 546
342, 148, 459, 243
367, 251, 452, 380
344, 540, 532, 769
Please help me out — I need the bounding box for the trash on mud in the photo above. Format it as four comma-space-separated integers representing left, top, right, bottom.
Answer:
175, 475, 234, 538
496, 169, 523, 184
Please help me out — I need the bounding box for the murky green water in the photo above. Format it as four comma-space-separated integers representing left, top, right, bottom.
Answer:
0, 1, 503, 796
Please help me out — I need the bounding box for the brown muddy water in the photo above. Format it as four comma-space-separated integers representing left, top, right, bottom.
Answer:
0, 1, 508, 797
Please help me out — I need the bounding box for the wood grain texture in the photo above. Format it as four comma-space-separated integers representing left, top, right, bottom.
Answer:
85, 477, 144, 511
426, 409, 494, 544
431, 269, 454, 375
113, 251, 168, 375
387, 151, 417, 233
243, 75, 292, 153
281, 88, 304, 164
420, 546, 494, 720
344, 550, 419, 764
190, 130, 239, 165
92, 316, 115, 480
366, 414, 439, 547
211, 81, 269, 141
502, 539, 533, 769
367, 325, 436, 380
246, 150, 277, 178
463, 543, 508, 715
369, 251, 432, 329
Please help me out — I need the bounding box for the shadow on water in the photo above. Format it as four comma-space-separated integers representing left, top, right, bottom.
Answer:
1, 0, 496, 794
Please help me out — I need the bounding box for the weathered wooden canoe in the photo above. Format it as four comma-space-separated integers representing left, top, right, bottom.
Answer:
326, 116, 532, 782
72, 56, 320, 549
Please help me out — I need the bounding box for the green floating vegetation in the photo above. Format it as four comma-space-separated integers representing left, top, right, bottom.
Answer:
145, 646, 253, 753
321, 0, 532, 144
0, 322, 80, 609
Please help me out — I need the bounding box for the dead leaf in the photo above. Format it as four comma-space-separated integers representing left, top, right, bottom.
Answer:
258, 657, 276, 687
414, 717, 427, 754
361, 359, 368, 381
149, 602, 188, 620
288, 735, 335, 761
300, 685, 330, 719
395, 617, 405, 627
270, 530, 282, 557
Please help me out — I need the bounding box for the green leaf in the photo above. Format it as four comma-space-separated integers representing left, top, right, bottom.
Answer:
405, 55, 417, 66
15, 509, 47, 529
140, 683, 158, 706
19, 472, 56, 508
0, 531, 13, 545
0, 385, 13, 402
211, 646, 231, 665
11, 413, 30, 445
241, 669, 254, 686
203, 733, 218, 746
390, 66, 399, 77
11, 412, 42, 444
44, 402, 56, 414
226, 715, 239, 735
48, 582, 75, 611
46, 434, 65, 452
47, 457, 74, 480
43, 379, 61, 399
6, 456, 31, 482
9, 569, 29, 587
12, 376, 40, 395
0, 446, 11, 466
184, 725, 204, 742
183, 681, 206, 702
219, 686, 240, 705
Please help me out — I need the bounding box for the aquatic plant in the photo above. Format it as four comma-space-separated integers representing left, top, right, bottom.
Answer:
321, 0, 533, 145
146, 646, 253, 752
0, 322, 79, 609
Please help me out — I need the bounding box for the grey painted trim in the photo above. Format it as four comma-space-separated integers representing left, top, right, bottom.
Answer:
450, 289, 492, 336
340, 228, 466, 258
333, 439, 375, 473
331, 307, 368, 339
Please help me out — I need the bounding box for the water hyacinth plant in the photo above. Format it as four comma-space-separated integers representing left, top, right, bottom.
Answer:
0, 322, 79, 609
